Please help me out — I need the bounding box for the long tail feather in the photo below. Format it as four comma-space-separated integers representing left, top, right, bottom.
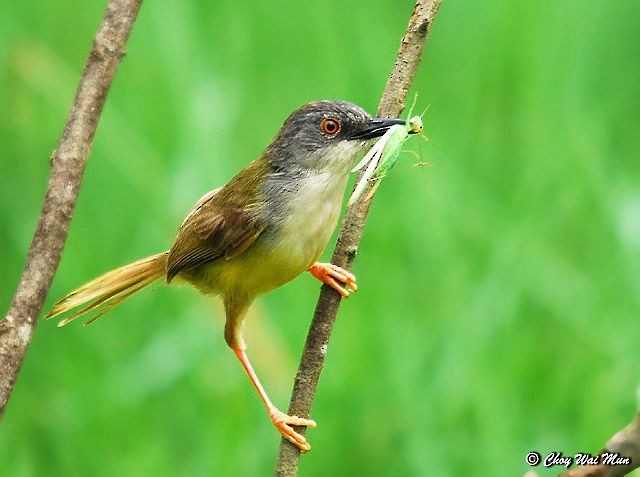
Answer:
45, 252, 168, 326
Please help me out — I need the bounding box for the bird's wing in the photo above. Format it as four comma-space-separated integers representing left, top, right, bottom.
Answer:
178, 187, 222, 228
166, 180, 267, 283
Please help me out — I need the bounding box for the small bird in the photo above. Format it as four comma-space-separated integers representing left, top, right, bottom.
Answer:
46, 100, 405, 451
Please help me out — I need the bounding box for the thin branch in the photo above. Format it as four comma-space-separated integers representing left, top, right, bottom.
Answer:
0, 0, 143, 417
559, 412, 640, 477
274, 1, 443, 474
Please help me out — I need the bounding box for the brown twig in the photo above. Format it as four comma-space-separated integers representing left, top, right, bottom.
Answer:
559, 412, 640, 477
274, 1, 443, 474
0, 0, 143, 417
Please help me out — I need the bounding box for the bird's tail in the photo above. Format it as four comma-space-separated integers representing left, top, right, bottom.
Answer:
45, 252, 168, 327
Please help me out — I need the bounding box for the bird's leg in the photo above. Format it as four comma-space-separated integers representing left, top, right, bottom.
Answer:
233, 347, 316, 452
307, 262, 358, 298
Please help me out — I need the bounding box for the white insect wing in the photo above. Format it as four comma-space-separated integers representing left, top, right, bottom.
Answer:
351, 132, 388, 173
348, 133, 391, 206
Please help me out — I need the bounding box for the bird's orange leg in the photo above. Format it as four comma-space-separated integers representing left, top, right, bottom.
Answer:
308, 262, 358, 298
233, 347, 316, 452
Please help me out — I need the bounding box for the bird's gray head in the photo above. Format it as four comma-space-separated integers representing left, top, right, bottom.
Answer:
264, 100, 405, 174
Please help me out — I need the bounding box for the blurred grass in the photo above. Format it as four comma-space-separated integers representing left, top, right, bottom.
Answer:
2, 0, 640, 476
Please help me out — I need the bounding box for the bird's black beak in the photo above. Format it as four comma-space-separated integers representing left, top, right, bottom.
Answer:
349, 118, 406, 140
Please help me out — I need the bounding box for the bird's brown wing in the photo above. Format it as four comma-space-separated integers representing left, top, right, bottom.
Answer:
166, 187, 266, 283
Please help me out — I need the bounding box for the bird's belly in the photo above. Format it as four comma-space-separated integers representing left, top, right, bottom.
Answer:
199, 174, 347, 297
264, 200, 340, 284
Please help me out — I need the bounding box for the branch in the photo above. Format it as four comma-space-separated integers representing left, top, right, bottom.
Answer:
274, 1, 443, 474
559, 412, 640, 477
0, 0, 143, 417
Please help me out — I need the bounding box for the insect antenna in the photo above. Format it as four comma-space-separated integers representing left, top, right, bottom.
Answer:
419, 103, 431, 119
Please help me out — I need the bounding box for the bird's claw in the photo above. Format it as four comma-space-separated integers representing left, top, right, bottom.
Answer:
269, 408, 316, 452
308, 262, 358, 298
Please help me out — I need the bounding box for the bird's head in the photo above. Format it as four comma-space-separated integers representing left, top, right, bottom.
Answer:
264, 100, 405, 174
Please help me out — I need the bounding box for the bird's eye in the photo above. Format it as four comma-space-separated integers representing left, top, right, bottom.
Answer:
320, 118, 341, 136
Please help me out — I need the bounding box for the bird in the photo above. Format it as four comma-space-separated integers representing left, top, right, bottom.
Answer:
45, 100, 406, 452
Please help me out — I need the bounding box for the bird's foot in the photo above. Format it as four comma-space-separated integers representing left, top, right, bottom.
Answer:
308, 262, 358, 298
269, 408, 316, 452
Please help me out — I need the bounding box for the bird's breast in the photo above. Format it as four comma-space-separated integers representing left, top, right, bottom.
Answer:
236, 171, 348, 295
276, 172, 347, 262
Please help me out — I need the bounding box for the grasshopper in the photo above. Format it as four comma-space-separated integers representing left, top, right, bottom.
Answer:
348, 111, 425, 206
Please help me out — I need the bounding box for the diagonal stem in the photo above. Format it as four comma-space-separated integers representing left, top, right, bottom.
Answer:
559, 412, 640, 477
0, 0, 144, 417
274, 1, 444, 475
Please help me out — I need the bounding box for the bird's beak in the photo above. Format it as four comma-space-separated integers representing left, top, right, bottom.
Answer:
349, 118, 407, 140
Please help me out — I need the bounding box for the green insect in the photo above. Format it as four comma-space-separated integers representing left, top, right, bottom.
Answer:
348, 111, 425, 206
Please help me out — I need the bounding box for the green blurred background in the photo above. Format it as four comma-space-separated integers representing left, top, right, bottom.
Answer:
2, 0, 640, 475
